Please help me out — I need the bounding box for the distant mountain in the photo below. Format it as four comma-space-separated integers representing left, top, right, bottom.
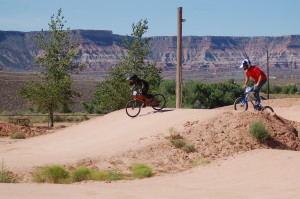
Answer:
0, 30, 299, 73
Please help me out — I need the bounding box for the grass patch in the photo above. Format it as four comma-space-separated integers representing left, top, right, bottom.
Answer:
168, 127, 182, 139
0, 160, 20, 183
71, 167, 92, 182
249, 119, 269, 142
32, 165, 70, 184
170, 139, 186, 148
130, 163, 152, 178
32, 165, 125, 183
183, 144, 196, 153
9, 132, 26, 139
190, 157, 210, 166
92, 170, 124, 181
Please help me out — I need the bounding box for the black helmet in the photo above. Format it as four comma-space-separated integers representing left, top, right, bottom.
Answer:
127, 74, 138, 85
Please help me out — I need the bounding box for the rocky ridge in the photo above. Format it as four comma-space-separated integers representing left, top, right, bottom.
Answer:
0, 30, 299, 73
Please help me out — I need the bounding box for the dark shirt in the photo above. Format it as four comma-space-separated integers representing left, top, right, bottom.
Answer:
131, 78, 149, 90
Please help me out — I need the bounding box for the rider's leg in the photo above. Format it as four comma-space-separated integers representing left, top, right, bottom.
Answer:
141, 87, 150, 107
253, 79, 267, 105
142, 87, 151, 99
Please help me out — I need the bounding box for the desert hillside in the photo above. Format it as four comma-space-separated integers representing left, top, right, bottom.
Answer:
1, 30, 300, 73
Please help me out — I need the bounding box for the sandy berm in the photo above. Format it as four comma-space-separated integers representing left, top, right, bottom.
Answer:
0, 98, 300, 199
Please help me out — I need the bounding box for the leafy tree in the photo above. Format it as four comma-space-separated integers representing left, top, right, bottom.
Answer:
86, 19, 162, 113
19, 9, 85, 127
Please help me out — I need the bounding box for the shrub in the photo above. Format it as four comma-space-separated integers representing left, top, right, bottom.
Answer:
249, 120, 269, 142
9, 133, 26, 139
170, 139, 186, 148
183, 145, 196, 153
32, 165, 69, 184
168, 127, 182, 139
130, 163, 152, 178
190, 157, 210, 166
0, 160, 20, 183
105, 171, 124, 181
71, 167, 92, 182
92, 170, 124, 181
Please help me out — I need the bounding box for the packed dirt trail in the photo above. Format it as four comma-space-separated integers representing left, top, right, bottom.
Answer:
1, 149, 300, 199
0, 108, 224, 172
1, 98, 300, 199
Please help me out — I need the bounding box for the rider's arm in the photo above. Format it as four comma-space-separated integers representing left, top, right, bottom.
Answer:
243, 76, 250, 88
131, 84, 137, 91
140, 81, 145, 90
255, 74, 263, 87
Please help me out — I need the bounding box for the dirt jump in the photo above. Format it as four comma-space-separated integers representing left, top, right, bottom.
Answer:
0, 98, 300, 199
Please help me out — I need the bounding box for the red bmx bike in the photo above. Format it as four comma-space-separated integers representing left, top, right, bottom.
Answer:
125, 90, 166, 117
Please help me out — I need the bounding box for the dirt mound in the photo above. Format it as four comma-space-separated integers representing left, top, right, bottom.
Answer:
0, 121, 50, 137
88, 111, 300, 175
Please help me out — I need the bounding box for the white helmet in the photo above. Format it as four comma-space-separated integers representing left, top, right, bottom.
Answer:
239, 59, 251, 70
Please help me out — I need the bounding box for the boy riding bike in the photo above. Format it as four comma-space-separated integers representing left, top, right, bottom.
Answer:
126, 74, 152, 106
239, 58, 267, 110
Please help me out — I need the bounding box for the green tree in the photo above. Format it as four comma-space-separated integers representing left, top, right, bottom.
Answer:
19, 9, 85, 127
86, 19, 162, 113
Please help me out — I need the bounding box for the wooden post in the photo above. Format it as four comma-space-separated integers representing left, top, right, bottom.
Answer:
267, 50, 270, 99
176, 7, 183, 108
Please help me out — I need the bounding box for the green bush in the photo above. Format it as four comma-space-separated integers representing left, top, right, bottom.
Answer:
168, 127, 182, 139
0, 161, 20, 183
183, 145, 196, 153
249, 120, 269, 142
190, 157, 210, 166
130, 164, 152, 178
105, 171, 124, 181
32, 165, 69, 184
9, 133, 26, 139
170, 139, 186, 148
158, 79, 243, 109
92, 170, 124, 181
71, 167, 92, 182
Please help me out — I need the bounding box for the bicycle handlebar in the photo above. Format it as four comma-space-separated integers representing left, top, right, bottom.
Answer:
244, 86, 254, 94
132, 90, 142, 96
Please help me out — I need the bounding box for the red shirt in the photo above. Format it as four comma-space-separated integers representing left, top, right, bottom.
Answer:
246, 66, 267, 83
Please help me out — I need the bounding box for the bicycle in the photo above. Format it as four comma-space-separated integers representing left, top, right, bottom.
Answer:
233, 86, 274, 112
125, 90, 166, 117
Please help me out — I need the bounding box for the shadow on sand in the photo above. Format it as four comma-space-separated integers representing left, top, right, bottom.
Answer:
129, 108, 175, 119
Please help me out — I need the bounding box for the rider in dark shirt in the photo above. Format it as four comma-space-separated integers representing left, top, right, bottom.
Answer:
127, 74, 151, 98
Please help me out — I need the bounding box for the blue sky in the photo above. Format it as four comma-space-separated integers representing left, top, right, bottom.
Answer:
1, 0, 299, 37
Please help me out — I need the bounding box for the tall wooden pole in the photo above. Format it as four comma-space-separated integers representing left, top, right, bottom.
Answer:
267, 50, 270, 99
176, 7, 183, 108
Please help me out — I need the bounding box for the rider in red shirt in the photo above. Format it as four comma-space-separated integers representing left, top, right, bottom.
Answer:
240, 59, 267, 110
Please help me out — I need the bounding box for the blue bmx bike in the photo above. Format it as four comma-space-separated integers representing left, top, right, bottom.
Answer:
234, 86, 274, 112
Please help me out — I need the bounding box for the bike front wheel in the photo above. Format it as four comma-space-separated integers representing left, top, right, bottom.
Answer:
126, 100, 141, 117
151, 94, 166, 111
234, 97, 248, 111
262, 106, 274, 112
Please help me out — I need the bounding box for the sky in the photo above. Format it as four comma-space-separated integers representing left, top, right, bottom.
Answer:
0, 0, 299, 37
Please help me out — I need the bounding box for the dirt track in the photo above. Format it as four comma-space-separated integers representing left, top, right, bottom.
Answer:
0, 98, 300, 199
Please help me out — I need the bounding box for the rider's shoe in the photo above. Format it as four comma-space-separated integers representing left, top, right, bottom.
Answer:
254, 104, 262, 111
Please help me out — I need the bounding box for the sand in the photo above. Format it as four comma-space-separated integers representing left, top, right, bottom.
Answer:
0, 98, 300, 199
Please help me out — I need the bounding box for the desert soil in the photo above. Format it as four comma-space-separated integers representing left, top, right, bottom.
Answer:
0, 98, 300, 199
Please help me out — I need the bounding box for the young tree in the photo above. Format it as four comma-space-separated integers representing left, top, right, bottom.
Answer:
19, 8, 85, 127
86, 19, 162, 113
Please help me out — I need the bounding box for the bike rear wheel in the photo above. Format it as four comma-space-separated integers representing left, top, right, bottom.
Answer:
262, 106, 274, 112
126, 100, 141, 117
151, 94, 166, 111
234, 97, 248, 111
